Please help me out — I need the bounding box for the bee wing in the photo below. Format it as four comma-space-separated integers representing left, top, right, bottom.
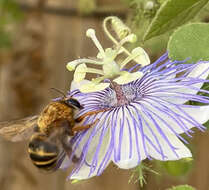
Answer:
0, 115, 38, 142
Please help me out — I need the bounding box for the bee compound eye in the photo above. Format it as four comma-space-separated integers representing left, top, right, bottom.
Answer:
66, 98, 83, 109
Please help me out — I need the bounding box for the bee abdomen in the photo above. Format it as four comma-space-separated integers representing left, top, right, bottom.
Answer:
29, 152, 58, 170
29, 152, 57, 162
28, 136, 59, 171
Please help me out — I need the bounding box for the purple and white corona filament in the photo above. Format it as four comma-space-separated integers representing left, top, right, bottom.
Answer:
61, 53, 209, 180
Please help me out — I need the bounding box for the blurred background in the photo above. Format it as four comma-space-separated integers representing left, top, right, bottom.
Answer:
0, 0, 209, 190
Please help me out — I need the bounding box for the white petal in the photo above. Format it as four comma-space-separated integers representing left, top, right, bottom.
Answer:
142, 95, 209, 134
147, 132, 192, 160
188, 62, 209, 79
164, 62, 209, 104
155, 103, 209, 134
174, 105, 209, 127
70, 112, 112, 180
131, 102, 192, 160
112, 107, 146, 169
136, 107, 192, 160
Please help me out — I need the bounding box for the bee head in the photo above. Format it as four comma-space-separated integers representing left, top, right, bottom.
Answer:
64, 97, 84, 110
50, 88, 84, 110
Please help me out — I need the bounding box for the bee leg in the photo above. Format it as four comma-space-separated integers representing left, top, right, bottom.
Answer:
61, 138, 80, 163
55, 119, 74, 136
72, 119, 99, 133
75, 108, 111, 123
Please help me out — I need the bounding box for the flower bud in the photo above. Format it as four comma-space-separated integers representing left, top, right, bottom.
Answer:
111, 17, 131, 40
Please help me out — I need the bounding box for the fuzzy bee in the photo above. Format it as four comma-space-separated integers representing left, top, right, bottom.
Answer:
0, 93, 103, 171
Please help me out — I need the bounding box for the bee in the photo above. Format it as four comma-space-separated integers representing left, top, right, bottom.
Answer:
0, 91, 105, 172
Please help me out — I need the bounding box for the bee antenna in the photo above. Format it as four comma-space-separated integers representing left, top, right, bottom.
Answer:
50, 88, 66, 98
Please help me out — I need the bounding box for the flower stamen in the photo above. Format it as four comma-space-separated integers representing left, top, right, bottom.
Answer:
67, 17, 150, 92
86, 29, 105, 58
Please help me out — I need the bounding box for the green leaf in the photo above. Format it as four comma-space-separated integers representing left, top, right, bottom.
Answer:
167, 185, 196, 190
168, 23, 209, 63
144, 0, 209, 40
161, 159, 193, 176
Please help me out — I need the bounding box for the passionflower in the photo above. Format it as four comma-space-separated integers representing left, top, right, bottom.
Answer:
62, 17, 209, 180
62, 53, 209, 180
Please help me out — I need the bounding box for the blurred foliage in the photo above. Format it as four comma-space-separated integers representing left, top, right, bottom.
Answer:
203, 119, 209, 129
159, 159, 193, 177
0, 0, 23, 48
0, 29, 11, 48
166, 185, 196, 190
127, 0, 160, 38
157, 0, 166, 4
